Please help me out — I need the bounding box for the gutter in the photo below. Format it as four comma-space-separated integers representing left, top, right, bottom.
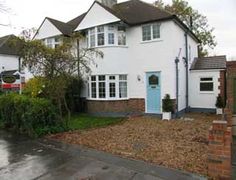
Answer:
175, 57, 180, 117
184, 32, 189, 111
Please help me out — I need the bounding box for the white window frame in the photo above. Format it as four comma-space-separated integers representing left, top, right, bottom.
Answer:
142, 23, 161, 42
199, 77, 214, 93
87, 25, 127, 48
88, 74, 128, 100
44, 37, 61, 48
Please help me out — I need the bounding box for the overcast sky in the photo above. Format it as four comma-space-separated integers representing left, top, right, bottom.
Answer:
0, 0, 235, 59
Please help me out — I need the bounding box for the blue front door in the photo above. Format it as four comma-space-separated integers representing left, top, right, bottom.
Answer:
146, 72, 161, 114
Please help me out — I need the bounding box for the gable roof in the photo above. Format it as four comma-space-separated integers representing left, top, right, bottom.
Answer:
71, 0, 199, 42
46, 17, 73, 36
190, 56, 227, 70
35, 0, 200, 42
67, 13, 87, 31
0, 35, 19, 56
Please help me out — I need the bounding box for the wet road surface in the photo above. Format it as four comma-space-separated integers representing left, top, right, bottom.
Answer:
0, 130, 206, 180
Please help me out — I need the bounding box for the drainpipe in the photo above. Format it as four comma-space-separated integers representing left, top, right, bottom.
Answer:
175, 57, 180, 117
184, 32, 189, 112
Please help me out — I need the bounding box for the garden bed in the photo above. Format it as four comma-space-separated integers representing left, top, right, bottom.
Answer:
49, 113, 219, 176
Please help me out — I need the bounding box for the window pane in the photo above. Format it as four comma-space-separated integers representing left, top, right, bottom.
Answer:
119, 75, 127, 81
97, 26, 104, 33
109, 76, 116, 80
99, 82, 106, 98
201, 78, 213, 81
91, 76, 96, 81
142, 25, 151, 41
119, 82, 127, 98
149, 75, 159, 85
108, 25, 115, 31
153, 24, 160, 39
99, 75, 105, 81
91, 82, 96, 98
108, 33, 115, 45
109, 82, 116, 98
90, 34, 95, 47
118, 32, 126, 45
118, 26, 126, 32
97, 33, 104, 46
200, 82, 213, 91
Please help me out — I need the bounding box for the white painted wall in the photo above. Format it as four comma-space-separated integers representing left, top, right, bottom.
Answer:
189, 70, 220, 109
34, 19, 62, 40
81, 20, 199, 113
0, 54, 19, 71
76, 2, 120, 31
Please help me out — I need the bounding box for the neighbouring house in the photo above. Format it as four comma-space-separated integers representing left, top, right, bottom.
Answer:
0, 34, 31, 92
33, 0, 226, 116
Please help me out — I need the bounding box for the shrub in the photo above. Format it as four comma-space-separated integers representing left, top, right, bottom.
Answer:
162, 94, 174, 112
215, 95, 225, 108
23, 77, 47, 98
0, 94, 65, 137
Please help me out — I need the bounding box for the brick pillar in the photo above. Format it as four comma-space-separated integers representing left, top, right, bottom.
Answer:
208, 120, 232, 179
224, 108, 233, 127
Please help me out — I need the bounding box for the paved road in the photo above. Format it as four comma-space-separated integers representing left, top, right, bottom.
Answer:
0, 130, 206, 180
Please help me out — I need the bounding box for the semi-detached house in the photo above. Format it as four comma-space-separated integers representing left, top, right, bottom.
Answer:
33, 0, 226, 116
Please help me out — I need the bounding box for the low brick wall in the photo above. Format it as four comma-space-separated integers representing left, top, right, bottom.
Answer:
208, 120, 232, 179
87, 98, 145, 115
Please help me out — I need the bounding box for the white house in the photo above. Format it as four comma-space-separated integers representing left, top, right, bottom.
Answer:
34, 0, 226, 116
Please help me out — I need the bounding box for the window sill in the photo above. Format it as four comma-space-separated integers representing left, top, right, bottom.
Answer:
87, 98, 129, 101
140, 39, 163, 44
199, 91, 214, 94
89, 45, 128, 49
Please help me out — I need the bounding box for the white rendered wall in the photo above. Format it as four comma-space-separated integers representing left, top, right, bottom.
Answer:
171, 22, 199, 111
76, 2, 120, 31
0, 54, 19, 71
189, 70, 220, 109
81, 21, 198, 112
34, 19, 62, 40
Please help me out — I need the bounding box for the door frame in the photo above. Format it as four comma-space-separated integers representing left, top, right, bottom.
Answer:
145, 71, 161, 114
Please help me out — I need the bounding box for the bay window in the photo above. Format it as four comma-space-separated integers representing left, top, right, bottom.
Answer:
88, 75, 128, 100
87, 25, 126, 48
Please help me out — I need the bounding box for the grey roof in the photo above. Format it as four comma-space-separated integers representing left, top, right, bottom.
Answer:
67, 13, 87, 31
0, 35, 19, 56
190, 56, 227, 70
1, 70, 18, 76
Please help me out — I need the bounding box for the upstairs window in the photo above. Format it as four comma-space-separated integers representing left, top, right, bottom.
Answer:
142, 23, 161, 41
200, 77, 214, 92
97, 26, 105, 46
87, 25, 126, 48
44, 37, 61, 48
89, 28, 96, 48
118, 26, 126, 45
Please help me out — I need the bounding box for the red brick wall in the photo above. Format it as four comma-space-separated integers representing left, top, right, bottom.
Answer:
87, 99, 145, 114
218, 70, 226, 103
208, 121, 232, 179
226, 61, 236, 114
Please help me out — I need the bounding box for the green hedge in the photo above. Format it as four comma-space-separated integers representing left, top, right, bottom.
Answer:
0, 94, 66, 137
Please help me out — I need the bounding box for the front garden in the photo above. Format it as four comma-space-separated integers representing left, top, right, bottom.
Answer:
49, 113, 218, 177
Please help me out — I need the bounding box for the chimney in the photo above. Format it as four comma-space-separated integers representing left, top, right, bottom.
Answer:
96, 0, 117, 8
